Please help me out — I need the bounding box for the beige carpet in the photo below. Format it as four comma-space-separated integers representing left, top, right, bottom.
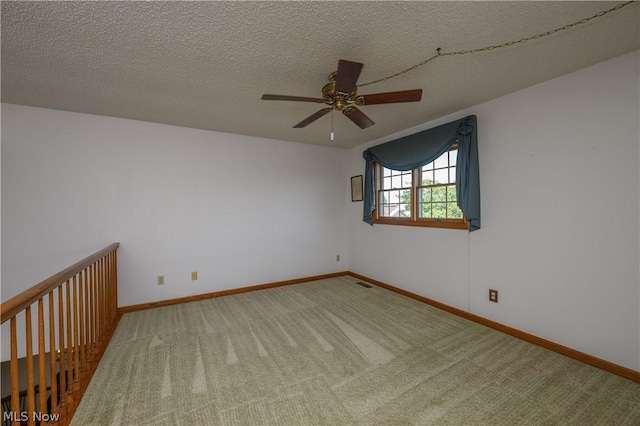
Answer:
71, 276, 640, 425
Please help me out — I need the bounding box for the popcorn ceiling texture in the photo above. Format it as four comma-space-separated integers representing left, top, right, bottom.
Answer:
2, 1, 638, 148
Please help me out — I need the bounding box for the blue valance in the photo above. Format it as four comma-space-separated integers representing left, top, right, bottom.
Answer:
362, 115, 480, 231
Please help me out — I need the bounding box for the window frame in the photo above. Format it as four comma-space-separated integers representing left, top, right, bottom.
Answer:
373, 145, 469, 230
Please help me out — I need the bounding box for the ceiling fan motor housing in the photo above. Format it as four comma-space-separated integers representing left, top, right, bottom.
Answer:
322, 72, 363, 113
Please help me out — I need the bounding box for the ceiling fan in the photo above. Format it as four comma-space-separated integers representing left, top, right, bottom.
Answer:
261, 59, 422, 130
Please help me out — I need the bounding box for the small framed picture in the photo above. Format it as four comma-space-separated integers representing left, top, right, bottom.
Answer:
351, 175, 363, 202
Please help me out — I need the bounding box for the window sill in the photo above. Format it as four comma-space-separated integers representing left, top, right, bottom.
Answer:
373, 217, 469, 230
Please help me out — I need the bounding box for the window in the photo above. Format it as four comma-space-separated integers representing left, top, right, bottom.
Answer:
374, 145, 468, 229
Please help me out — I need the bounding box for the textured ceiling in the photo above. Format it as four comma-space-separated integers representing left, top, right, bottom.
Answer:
2, 1, 639, 149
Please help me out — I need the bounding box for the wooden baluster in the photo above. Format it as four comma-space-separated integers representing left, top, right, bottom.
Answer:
105, 254, 111, 324
93, 261, 98, 344
114, 250, 119, 317
10, 317, 19, 426
48, 293, 58, 416
38, 299, 47, 418
104, 254, 110, 327
92, 263, 97, 350
85, 265, 92, 357
110, 252, 115, 322
108, 255, 112, 323
102, 257, 107, 335
88, 264, 94, 355
93, 262, 98, 347
102, 256, 107, 329
78, 269, 86, 370
25, 306, 35, 426
73, 274, 80, 382
57, 287, 66, 406
104, 255, 111, 328
102, 256, 110, 335
110, 251, 116, 320
97, 258, 103, 341
65, 279, 73, 394
98, 258, 102, 341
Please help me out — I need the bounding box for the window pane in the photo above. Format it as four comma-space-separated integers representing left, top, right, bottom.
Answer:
402, 172, 412, 187
434, 153, 448, 169
379, 190, 393, 217
434, 168, 449, 184
432, 186, 446, 202
422, 162, 433, 171
380, 191, 387, 204
420, 188, 432, 203
448, 202, 463, 219
380, 190, 393, 202
449, 166, 457, 183
379, 189, 411, 218
379, 191, 387, 204
399, 189, 411, 216
421, 169, 434, 185
432, 203, 447, 218
382, 176, 392, 190
387, 204, 399, 217
420, 202, 432, 218
450, 151, 457, 167
383, 167, 392, 177
447, 185, 457, 202
399, 189, 411, 204
388, 172, 411, 189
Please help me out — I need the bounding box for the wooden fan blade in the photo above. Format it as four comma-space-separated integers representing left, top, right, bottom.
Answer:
293, 108, 332, 128
262, 94, 324, 102
343, 107, 375, 129
361, 89, 423, 105
335, 60, 363, 94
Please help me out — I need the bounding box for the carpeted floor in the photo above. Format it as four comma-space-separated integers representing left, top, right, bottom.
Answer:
71, 276, 640, 425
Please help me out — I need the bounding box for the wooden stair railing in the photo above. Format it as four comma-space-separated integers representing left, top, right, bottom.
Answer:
1, 243, 120, 426
1, 383, 51, 426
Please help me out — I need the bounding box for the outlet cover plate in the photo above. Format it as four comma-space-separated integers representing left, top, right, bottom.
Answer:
489, 289, 498, 303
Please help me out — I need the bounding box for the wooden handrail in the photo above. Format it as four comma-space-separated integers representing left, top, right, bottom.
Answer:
1, 243, 121, 426
1, 243, 120, 324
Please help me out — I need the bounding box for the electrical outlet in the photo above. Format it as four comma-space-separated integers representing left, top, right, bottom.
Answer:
191, 271, 198, 281
489, 289, 498, 303
336, 254, 340, 262
157, 275, 165, 285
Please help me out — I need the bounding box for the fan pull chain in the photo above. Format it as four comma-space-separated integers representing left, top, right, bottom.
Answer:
330, 109, 335, 141
357, 1, 635, 88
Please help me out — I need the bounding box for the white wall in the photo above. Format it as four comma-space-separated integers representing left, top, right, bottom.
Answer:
1, 106, 348, 309
346, 51, 640, 371
2, 51, 638, 372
